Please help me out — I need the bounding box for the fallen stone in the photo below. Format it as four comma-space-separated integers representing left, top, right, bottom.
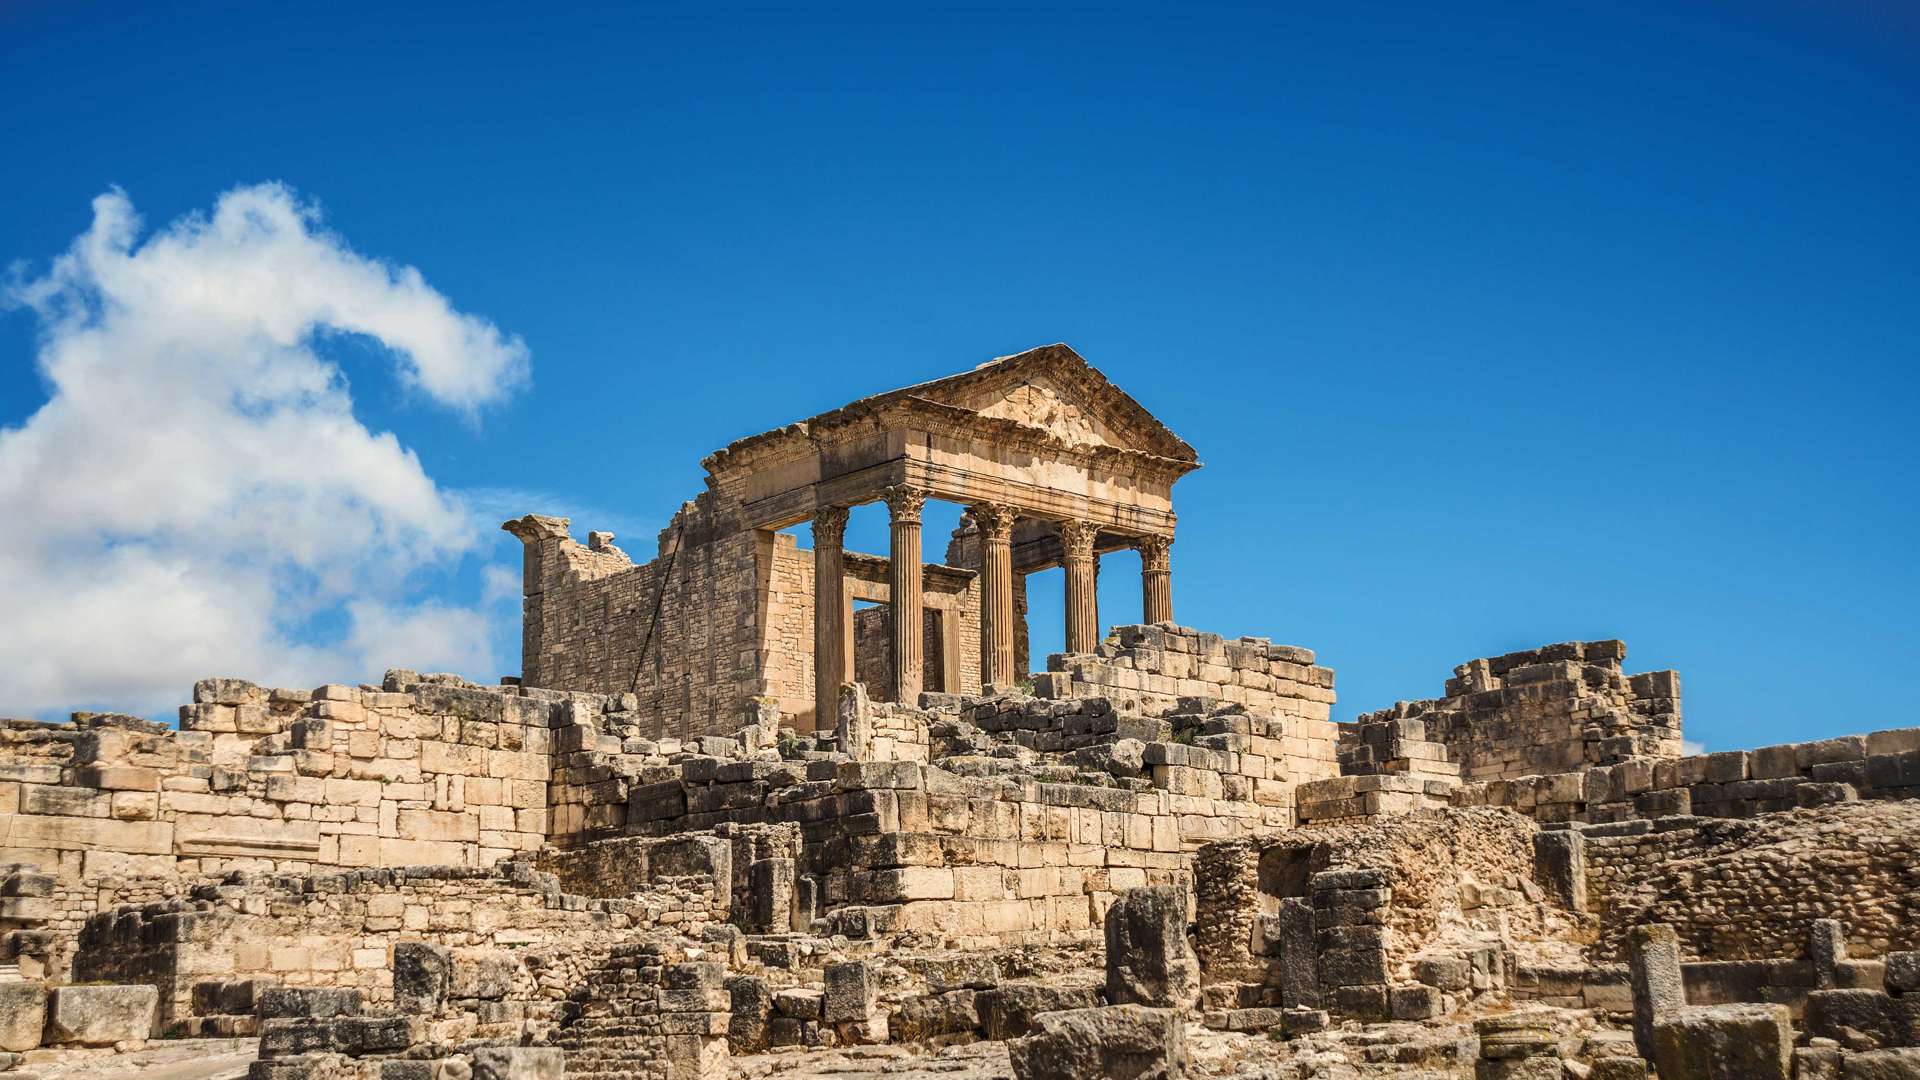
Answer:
976, 983, 1104, 1041
44, 985, 156, 1046
0, 982, 46, 1052
1651, 1003, 1793, 1080
889, 991, 978, 1043
1805, 989, 1895, 1051
1008, 1005, 1187, 1080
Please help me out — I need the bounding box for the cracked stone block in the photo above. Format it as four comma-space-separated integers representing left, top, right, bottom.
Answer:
0, 983, 46, 1052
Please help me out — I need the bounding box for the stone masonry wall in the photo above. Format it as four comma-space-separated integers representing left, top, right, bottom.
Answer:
1347, 640, 1681, 783
507, 514, 765, 741
1034, 624, 1336, 723
0, 675, 568, 978
69, 857, 721, 1028
1455, 723, 1920, 824
1579, 799, 1920, 962
508, 514, 980, 737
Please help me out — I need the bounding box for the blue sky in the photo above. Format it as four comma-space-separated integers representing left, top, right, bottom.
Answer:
1, 2, 1915, 751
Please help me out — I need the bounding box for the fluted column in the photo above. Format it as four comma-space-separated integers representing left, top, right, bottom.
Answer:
1137, 535, 1173, 626
811, 505, 850, 727
969, 502, 1019, 689
885, 485, 928, 702
1059, 519, 1101, 654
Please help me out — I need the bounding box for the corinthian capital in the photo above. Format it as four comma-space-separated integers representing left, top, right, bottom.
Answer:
1057, 519, 1100, 561
812, 505, 850, 547
1136, 534, 1173, 573
968, 501, 1019, 543
884, 484, 929, 524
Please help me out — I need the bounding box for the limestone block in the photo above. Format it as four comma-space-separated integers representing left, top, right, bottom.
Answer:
976, 983, 1104, 1040
1805, 989, 1894, 1050
890, 990, 979, 1043
1628, 923, 1685, 1061
471, 1047, 562, 1080
1010, 1005, 1186, 1080
1651, 1003, 1792, 1080
1389, 983, 1443, 1020
1884, 952, 1920, 996
0, 983, 45, 1051
823, 961, 874, 1024
1104, 885, 1200, 1009
257, 986, 363, 1019
450, 951, 516, 1001
45, 985, 157, 1046
1840, 1049, 1920, 1079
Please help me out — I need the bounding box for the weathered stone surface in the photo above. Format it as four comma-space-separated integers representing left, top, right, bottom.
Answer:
1884, 952, 1920, 996
44, 985, 156, 1046
393, 943, 452, 1015
471, 1047, 564, 1080
1651, 1003, 1793, 1080
1276, 898, 1319, 1008
1628, 923, 1685, 1061
1008, 1005, 1187, 1080
1104, 885, 1199, 1009
0, 983, 46, 1052
822, 961, 873, 1024
976, 984, 1104, 1041
258, 987, 363, 1020
1806, 989, 1897, 1051
1840, 1048, 1920, 1079
889, 991, 979, 1043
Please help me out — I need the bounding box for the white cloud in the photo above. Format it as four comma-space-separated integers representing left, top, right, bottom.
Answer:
0, 184, 530, 718
1681, 739, 1707, 757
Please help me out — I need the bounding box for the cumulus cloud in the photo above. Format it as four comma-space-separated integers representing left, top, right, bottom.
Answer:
0, 184, 529, 718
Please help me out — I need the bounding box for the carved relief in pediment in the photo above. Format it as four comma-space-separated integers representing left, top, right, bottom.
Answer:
977, 382, 1109, 448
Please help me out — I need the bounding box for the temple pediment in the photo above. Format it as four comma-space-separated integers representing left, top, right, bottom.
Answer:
903, 343, 1198, 462
970, 378, 1113, 449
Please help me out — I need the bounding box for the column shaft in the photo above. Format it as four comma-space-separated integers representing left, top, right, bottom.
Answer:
811, 506, 850, 728
886, 486, 928, 702
1060, 519, 1101, 654
1138, 535, 1174, 626
970, 503, 1018, 688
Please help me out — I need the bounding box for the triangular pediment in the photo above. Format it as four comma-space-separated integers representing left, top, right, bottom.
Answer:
966, 376, 1123, 449
709, 342, 1199, 470
908, 344, 1198, 461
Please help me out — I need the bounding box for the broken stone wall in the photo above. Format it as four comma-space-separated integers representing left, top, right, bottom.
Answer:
0, 675, 573, 979
1347, 640, 1681, 784
71, 857, 724, 1031
507, 512, 982, 738
1582, 799, 1920, 962
1193, 808, 1580, 1018
1034, 624, 1336, 724
1456, 724, 1920, 825
506, 511, 766, 741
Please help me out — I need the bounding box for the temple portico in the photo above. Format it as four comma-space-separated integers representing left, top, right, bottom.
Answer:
507, 343, 1201, 735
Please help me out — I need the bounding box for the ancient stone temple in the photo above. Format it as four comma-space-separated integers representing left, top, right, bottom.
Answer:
2, 344, 1917, 1080
503, 343, 1199, 735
